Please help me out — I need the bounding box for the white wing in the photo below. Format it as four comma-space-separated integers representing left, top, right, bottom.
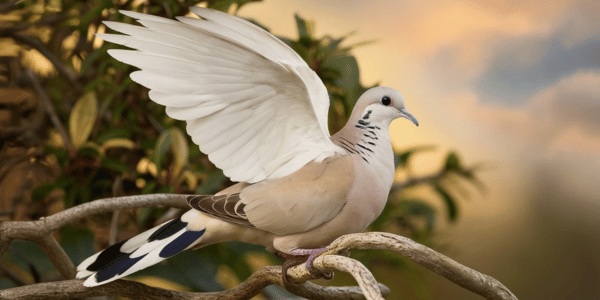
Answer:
99, 7, 344, 183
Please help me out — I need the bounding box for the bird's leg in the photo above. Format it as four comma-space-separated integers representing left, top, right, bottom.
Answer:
276, 247, 333, 284
290, 247, 331, 277
276, 251, 309, 284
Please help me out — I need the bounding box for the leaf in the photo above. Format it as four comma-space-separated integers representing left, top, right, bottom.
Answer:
182, 170, 199, 190
69, 92, 98, 149
196, 170, 227, 195
294, 14, 314, 41
100, 138, 135, 154
444, 151, 462, 172
153, 127, 189, 178
96, 128, 132, 143
100, 157, 127, 173
398, 199, 437, 233
207, 0, 255, 13
434, 184, 459, 222
322, 55, 361, 109
5, 240, 57, 284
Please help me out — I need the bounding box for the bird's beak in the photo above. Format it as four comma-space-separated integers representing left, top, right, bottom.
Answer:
399, 108, 419, 126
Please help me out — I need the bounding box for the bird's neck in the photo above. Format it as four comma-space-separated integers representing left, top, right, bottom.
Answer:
332, 115, 394, 168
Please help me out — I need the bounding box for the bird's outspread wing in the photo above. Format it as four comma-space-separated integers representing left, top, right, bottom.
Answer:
98, 7, 344, 183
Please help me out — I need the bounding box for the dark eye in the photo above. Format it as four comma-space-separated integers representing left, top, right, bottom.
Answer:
381, 96, 391, 106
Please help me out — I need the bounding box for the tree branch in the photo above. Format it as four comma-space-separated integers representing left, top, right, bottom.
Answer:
0, 194, 517, 299
325, 232, 518, 300
392, 172, 445, 190
38, 235, 76, 279
0, 194, 190, 257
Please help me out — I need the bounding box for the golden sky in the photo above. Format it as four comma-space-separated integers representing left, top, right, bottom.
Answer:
241, 1, 600, 298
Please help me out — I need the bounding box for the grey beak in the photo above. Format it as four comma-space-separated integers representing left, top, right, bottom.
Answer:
399, 109, 419, 126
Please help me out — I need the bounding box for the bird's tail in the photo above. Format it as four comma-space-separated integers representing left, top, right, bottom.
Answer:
76, 210, 206, 287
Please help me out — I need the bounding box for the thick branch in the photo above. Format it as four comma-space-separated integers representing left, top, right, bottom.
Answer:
326, 232, 518, 300
286, 255, 384, 300
38, 235, 75, 279
0, 194, 190, 257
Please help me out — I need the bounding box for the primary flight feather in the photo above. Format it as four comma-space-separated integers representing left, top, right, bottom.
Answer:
78, 6, 418, 287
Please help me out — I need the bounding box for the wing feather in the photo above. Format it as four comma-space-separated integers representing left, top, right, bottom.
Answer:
102, 8, 345, 182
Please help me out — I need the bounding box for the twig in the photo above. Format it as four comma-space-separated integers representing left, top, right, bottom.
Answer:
392, 172, 445, 190
25, 70, 76, 157
108, 209, 122, 245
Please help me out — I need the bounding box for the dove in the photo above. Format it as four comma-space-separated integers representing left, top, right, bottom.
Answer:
76, 7, 419, 287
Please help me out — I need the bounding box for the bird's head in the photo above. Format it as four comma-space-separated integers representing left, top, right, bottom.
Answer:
354, 86, 419, 127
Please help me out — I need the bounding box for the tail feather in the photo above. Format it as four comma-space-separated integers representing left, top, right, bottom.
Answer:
77, 214, 205, 286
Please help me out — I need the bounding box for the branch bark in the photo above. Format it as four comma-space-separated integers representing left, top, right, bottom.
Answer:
0, 194, 517, 300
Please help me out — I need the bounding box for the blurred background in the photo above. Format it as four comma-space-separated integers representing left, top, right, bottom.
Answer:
244, 1, 600, 299
1, 0, 599, 299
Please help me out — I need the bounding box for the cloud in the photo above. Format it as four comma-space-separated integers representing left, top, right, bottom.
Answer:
527, 71, 600, 137
442, 70, 600, 164
475, 37, 600, 105
401, 0, 600, 105
547, 126, 600, 158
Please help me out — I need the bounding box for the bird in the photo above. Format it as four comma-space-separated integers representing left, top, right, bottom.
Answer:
76, 6, 419, 287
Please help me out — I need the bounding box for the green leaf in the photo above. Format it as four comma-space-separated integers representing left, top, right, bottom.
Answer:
207, 0, 255, 12
196, 170, 227, 195
294, 14, 314, 41
69, 92, 98, 149
323, 55, 361, 109
5, 240, 57, 283
100, 157, 127, 173
153, 127, 189, 177
398, 200, 437, 233
31, 183, 61, 202
434, 184, 458, 221
444, 151, 462, 172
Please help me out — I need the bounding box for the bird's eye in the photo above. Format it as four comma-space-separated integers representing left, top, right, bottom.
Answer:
381, 96, 391, 106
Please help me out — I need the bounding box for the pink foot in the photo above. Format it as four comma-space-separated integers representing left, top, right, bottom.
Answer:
277, 247, 333, 284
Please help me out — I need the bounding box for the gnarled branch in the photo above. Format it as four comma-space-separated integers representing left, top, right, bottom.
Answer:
0, 194, 517, 299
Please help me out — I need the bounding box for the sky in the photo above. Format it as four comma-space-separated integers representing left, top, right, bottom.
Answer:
239, 1, 600, 299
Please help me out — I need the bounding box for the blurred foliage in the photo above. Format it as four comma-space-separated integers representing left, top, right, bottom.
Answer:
0, 0, 483, 296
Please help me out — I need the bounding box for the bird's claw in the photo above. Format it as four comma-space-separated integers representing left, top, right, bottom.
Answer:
276, 247, 334, 285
